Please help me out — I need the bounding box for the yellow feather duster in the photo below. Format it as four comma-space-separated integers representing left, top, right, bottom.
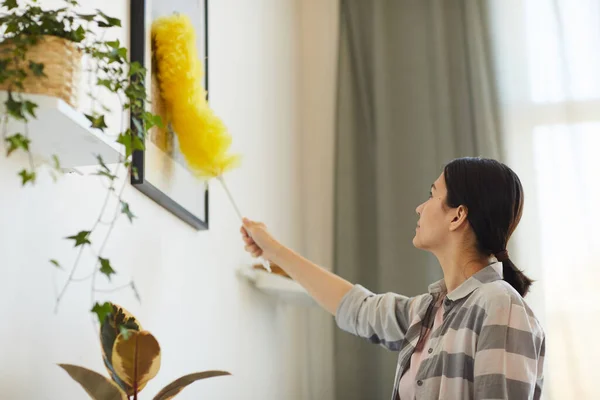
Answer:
152, 14, 240, 178
152, 14, 270, 271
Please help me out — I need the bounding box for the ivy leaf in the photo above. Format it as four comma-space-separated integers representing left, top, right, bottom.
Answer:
91, 302, 113, 324
153, 115, 164, 129
125, 82, 146, 103
52, 154, 61, 170
76, 13, 95, 21
99, 257, 116, 281
96, 154, 110, 172
128, 61, 145, 77
91, 49, 107, 60
18, 169, 36, 186
106, 40, 120, 49
106, 46, 127, 63
95, 169, 117, 181
132, 134, 144, 152
8, 96, 39, 120
28, 61, 46, 77
6, 92, 25, 120
23, 100, 38, 118
96, 10, 121, 28
116, 131, 132, 158
49, 155, 62, 182
49, 259, 61, 269
5, 133, 30, 156
2, 0, 18, 10
85, 114, 108, 131
96, 78, 113, 91
94, 155, 116, 180
4, 21, 18, 34
66, 231, 91, 247
97, 19, 120, 28
120, 201, 135, 223
143, 112, 163, 130
71, 25, 86, 42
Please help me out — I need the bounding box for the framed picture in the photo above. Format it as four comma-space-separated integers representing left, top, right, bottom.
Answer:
129, 0, 210, 230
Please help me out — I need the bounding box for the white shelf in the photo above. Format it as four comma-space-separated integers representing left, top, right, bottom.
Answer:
0, 92, 122, 168
237, 266, 315, 306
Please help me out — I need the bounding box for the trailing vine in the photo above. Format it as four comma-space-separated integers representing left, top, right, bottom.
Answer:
0, 0, 162, 323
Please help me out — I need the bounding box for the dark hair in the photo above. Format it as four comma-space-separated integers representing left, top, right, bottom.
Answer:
444, 157, 533, 297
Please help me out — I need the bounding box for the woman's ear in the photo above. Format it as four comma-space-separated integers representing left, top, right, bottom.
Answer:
449, 205, 469, 231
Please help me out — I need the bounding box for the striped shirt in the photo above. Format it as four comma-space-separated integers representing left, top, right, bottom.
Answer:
398, 295, 445, 398
335, 262, 545, 399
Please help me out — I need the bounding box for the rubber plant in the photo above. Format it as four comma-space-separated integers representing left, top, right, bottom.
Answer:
59, 304, 231, 400
0, 0, 159, 318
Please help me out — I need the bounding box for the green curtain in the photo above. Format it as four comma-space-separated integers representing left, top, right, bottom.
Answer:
333, 1, 502, 398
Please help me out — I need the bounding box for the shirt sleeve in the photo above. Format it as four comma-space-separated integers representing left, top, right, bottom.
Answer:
473, 292, 545, 399
334, 284, 416, 351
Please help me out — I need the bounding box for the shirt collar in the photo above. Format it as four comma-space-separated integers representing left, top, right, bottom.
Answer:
427, 262, 504, 302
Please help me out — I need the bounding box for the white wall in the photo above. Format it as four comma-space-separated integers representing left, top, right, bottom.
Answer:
298, 0, 339, 399
0, 0, 338, 399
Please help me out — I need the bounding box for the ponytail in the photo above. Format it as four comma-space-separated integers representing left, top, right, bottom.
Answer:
500, 257, 533, 297
444, 158, 534, 297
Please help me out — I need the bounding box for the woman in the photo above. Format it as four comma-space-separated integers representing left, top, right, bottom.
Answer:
241, 157, 545, 399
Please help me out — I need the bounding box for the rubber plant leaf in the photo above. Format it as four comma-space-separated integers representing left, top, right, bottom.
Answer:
58, 364, 127, 400
153, 371, 231, 400
112, 330, 161, 396
100, 304, 141, 396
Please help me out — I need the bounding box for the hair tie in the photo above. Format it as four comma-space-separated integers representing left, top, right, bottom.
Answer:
495, 249, 509, 261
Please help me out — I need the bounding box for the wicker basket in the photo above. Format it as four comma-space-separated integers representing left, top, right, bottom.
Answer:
0, 35, 82, 108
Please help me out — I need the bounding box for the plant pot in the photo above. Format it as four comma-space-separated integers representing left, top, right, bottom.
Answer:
0, 35, 82, 108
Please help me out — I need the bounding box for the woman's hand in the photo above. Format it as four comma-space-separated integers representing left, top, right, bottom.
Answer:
240, 218, 282, 261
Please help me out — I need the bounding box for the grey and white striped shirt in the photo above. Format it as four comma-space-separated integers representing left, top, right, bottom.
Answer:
335, 262, 545, 399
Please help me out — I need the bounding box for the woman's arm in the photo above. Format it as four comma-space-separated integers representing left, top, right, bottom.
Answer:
241, 218, 415, 350
241, 219, 352, 314
273, 246, 355, 315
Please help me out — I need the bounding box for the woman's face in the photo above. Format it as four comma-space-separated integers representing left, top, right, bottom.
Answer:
413, 172, 455, 250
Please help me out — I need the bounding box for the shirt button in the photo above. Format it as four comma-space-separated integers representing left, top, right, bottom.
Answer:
428, 348, 433, 354
417, 380, 423, 386
444, 298, 451, 306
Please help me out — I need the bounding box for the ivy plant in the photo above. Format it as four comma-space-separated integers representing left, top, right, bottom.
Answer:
0, 0, 162, 322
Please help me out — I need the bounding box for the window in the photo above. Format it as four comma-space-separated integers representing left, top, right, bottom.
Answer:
489, 0, 600, 398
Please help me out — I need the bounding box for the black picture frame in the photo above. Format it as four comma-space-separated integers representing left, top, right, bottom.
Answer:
129, 0, 210, 230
